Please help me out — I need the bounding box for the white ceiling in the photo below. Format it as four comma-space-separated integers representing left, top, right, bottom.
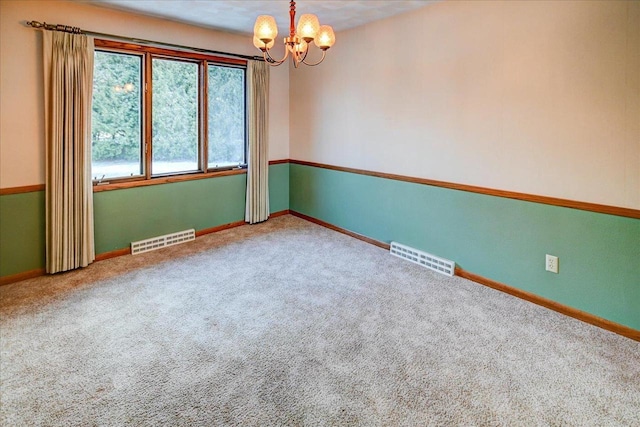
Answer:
76, 1, 434, 35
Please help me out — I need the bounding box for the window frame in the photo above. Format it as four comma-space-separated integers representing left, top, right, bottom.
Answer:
206, 62, 248, 172
92, 39, 248, 188
91, 47, 146, 182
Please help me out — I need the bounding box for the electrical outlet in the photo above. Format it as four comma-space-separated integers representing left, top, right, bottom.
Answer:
546, 254, 559, 273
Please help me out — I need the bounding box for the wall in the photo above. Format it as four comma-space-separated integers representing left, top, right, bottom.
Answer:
94, 164, 289, 255
290, 164, 640, 330
0, 164, 289, 278
290, 0, 639, 209
0, 0, 290, 278
1, 0, 638, 331
0, 191, 45, 277
288, 0, 640, 330
0, 0, 289, 186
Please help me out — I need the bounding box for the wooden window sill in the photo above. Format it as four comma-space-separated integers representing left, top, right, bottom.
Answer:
93, 168, 247, 192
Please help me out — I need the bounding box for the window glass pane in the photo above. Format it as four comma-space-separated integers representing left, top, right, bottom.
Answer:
152, 58, 199, 175
91, 51, 143, 179
208, 65, 245, 169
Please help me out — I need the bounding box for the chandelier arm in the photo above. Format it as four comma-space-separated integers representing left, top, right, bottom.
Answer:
301, 49, 327, 67
263, 46, 290, 66
300, 45, 310, 63
293, 42, 310, 68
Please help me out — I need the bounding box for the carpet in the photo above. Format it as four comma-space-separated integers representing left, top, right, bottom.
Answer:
1, 215, 639, 425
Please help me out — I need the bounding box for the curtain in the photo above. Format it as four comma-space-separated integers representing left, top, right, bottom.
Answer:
245, 60, 270, 224
43, 31, 95, 274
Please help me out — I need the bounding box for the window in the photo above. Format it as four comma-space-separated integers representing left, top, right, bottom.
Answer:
151, 58, 199, 175
208, 65, 246, 169
91, 40, 247, 184
91, 51, 143, 180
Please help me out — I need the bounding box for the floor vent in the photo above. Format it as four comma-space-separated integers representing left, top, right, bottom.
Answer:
390, 242, 455, 277
131, 229, 195, 255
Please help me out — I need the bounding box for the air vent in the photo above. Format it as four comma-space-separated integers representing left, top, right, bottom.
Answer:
390, 241, 455, 277
131, 229, 195, 255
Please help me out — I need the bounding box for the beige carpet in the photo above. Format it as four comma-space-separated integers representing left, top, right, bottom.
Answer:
1, 215, 639, 426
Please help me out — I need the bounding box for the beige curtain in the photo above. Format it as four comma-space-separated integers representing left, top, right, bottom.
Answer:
43, 31, 95, 274
245, 60, 270, 224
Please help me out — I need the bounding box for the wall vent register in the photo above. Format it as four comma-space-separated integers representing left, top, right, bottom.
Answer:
390, 242, 455, 277
131, 229, 195, 255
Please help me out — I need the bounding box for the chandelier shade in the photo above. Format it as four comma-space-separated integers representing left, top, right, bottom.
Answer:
252, 1, 336, 68
315, 25, 336, 49
296, 14, 320, 41
254, 15, 278, 43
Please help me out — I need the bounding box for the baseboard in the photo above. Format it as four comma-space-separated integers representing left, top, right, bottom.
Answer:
69, 221, 247, 266
0, 268, 46, 286
6, 210, 635, 341
195, 220, 246, 237
0, 210, 292, 286
290, 210, 640, 342
290, 211, 390, 250
94, 247, 131, 261
455, 268, 639, 342
196, 209, 290, 236
270, 209, 291, 218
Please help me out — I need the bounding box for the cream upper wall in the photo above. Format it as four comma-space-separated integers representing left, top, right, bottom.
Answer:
289, 0, 640, 209
0, 0, 289, 188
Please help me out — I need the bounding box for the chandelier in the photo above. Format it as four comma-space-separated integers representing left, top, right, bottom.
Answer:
253, 1, 336, 67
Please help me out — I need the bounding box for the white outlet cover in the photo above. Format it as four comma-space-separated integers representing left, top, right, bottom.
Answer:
546, 254, 559, 273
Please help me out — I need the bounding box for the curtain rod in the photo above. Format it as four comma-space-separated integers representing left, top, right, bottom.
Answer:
26, 20, 263, 62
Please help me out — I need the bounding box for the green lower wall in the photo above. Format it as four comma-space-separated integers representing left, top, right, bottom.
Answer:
2, 161, 638, 331
0, 191, 46, 276
289, 163, 640, 330
0, 163, 289, 277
